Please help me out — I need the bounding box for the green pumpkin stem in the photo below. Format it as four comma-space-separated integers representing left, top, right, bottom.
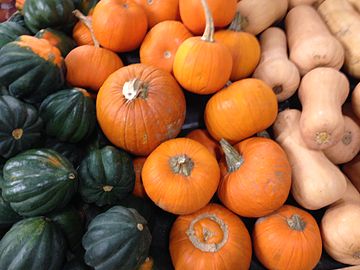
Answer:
287, 214, 306, 231
219, 139, 244, 173
169, 155, 194, 177
73, 9, 100, 48
200, 0, 215, 42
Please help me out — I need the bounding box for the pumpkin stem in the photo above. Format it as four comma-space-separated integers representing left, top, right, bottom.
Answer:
123, 78, 149, 102
186, 213, 228, 252
287, 214, 306, 231
73, 9, 100, 48
68, 173, 76, 180
103, 185, 113, 192
169, 155, 194, 177
228, 11, 246, 32
200, 0, 215, 42
137, 223, 144, 231
257, 130, 271, 138
12, 128, 23, 140
219, 139, 244, 173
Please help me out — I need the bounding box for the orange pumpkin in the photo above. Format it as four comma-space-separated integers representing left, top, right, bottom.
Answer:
205, 78, 278, 143
65, 10, 124, 92
132, 157, 148, 198
96, 64, 186, 156
170, 203, 252, 269
133, 0, 179, 28
92, 0, 148, 52
73, 16, 94, 46
186, 129, 222, 160
173, 0, 233, 94
16, 0, 25, 11
214, 12, 261, 81
179, 0, 237, 35
140, 20, 192, 73
253, 205, 322, 270
142, 138, 220, 215
218, 137, 291, 217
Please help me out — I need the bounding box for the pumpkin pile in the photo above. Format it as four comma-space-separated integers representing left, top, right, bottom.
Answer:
0, 0, 360, 269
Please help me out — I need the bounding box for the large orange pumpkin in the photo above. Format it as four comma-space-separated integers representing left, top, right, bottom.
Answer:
92, 0, 148, 52
253, 205, 322, 270
170, 203, 252, 269
96, 64, 186, 156
186, 129, 222, 160
214, 12, 261, 81
173, 0, 232, 94
132, 157, 148, 198
218, 137, 291, 217
205, 78, 278, 142
142, 138, 220, 215
140, 20, 192, 73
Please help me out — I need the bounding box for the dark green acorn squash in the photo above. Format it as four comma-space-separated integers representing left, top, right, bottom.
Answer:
82, 206, 152, 270
63, 258, 91, 270
81, 124, 112, 155
0, 95, 43, 159
0, 189, 22, 228
0, 85, 10, 96
119, 195, 154, 228
7, 11, 27, 27
36, 28, 77, 57
79, 146, 135, 206
73, 0, 99, 15
23, 0, 76, 34
2, 148, 78, 216
0, 21, 30, 49
0, 35, 66, 104
40, 88, 96, 143
0, 216, 66, 270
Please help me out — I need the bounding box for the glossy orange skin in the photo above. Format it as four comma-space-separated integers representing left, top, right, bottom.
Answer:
92, 0, 148, 52
132, 157, 147, 198
133, 0, 179, 28
186, 129, 222, 160
179, 0, 237, 35
142, 138, 220, 215
170, 203, 252, 270
214, 30, 261, 81
173, 37, 233, 94
253, 205, 322, 270
65, 45, 123, 92
72, 17, 94, 46
140, 20, 192, 73
218, 137, 291, 217
96, 64, 186, 156
205, 78, 278, 143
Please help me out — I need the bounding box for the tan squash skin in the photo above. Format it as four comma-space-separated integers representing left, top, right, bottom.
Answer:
253, 27, 300, 102
332, 177, 360, 207
288, 0, 320, 8
236, 0, 288, 35
352, 83, 360, 120
285, 5, 345, 75
324, 115, 360, 164
321, 203, 360, 265
318, 0, 360, 79
343, 154, 360, 193
299, 67, 349, 150
347, 0, 360, 13
273, 109, 347, 210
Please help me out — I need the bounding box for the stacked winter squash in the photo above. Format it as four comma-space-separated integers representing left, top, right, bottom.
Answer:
0, 0, 360, 269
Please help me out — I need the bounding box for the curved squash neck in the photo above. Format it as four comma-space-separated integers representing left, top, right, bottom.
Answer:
200, 0, 215, 42
220, 139, 244, 172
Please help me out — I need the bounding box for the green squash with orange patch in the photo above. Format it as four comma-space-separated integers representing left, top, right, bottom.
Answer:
36, 28, 77, 57
0, 35, 65, 104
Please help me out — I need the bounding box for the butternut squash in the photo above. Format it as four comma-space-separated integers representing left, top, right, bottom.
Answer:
253, 27, 300, 102
236, 0, 288, 35
288, 0, 320, 8
352, 83, 360, 120
273, 109, 347, 210
285, 5, 345, 75
299, 67, 349, 150
332, 176, 360, 207
347, 0, 360, 13
343, 154, 360, 193
318, 0, 360, 79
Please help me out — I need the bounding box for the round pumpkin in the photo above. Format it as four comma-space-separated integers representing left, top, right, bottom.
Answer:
186, 128, 222, 160
0, 21, 30, 49
96, 63, 186, 156
170, 203, 252, 269
217, 137, 292, 217
132, 157, 148, 198
253, 204, 322, 270
205, 78, 278, 142
142, 138, 220, 215
92, 0, 148, 52
140, 20, 192, 73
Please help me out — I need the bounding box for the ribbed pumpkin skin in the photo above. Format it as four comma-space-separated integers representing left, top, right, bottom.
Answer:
0, 36, 65, 104
0, 217, 67, 270
0, 190, 22, 228
2, 149, 78, 217
0, 21, 30, 49
0, 95, 43, 159
79, 146, 135, 206
40, 88, 96, 143
23, 0, 75, 33
82, 206, 152, 270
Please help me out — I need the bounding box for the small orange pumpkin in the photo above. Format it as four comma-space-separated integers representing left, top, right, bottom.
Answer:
205, 78, 278, 143
185, 129, 222, 160
214, 12, 261, 81
173, 0, 233, 94
218, 137, 291, 217
92, 0, 148, 52
253, 205, 322, 270
142, 138, 220, 215
132, 157, 148, 198
170, 203, 252, 269
140, 20, 192, 73
72, 16, 94, 46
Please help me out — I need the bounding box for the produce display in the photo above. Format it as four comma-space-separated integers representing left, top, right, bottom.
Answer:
1, 0, 360, 269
